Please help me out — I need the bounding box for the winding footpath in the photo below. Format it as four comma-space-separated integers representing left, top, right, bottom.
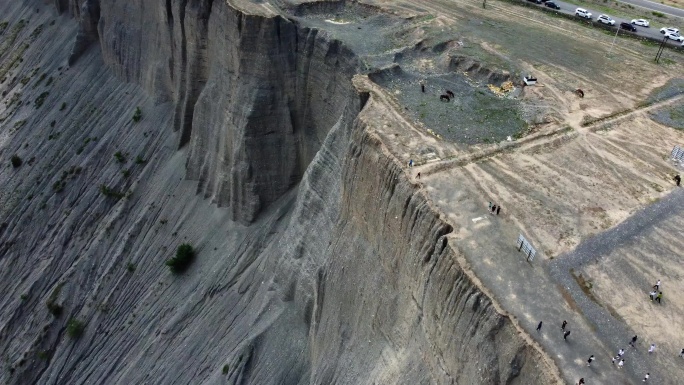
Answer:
547, 187, 684, 383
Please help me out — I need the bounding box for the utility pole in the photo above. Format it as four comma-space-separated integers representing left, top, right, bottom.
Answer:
608, 25, 621, 56
655, 36, 668, 64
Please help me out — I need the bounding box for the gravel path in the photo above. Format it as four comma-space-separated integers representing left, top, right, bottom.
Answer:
548, 187, 684, 383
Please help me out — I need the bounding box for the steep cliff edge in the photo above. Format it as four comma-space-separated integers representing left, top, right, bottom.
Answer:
0, 1, 559, 384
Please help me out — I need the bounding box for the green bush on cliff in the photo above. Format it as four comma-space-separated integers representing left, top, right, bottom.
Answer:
66, 318, 85, 339
166, 243, 195, 274
10, 154, 22, 168
132, 107, 142, 123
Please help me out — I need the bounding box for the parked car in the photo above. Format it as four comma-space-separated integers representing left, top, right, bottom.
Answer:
597, 15, 616, 26
545, 1, 560, 9
660, 27, 680, 35
620, 22, 637, 32
631, 19, 649, 27
664, 31, 684, 42
575, 8, 592, 19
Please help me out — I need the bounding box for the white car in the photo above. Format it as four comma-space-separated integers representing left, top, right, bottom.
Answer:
660, 27, 680, 35
575, 8, 592, 19
597, 14, 616, 26
664, 31, 684, 42
631, 19, 649, 27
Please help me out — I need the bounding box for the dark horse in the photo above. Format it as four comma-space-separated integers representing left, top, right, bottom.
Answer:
575, 89, 585, 98
440, 94, 451, 102
445, 90, 455, 98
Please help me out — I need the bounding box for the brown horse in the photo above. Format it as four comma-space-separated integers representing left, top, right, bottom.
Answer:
446, 90, 455, 98
575, 89, 585, 98
440, 94, 451, 102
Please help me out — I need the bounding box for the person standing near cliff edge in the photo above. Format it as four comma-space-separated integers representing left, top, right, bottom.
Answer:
536, 321, 542, 332
561, 320, 567, 331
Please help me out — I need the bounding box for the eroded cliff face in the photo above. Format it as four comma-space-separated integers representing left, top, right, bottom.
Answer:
88, 0, 360, 223
0, 1, 557, 384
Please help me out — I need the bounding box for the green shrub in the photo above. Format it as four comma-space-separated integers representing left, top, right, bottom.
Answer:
126, 262, 136, 273
166, 244, 195, 274
132, 107, 142, 123
652, 11, 665, 17
135, 155, 146, 164
99, 184, 125, 199
10, 154, 22, 168
34, 92, 49, 108
66, 318, 85, 339
59, 102, 66, 111
222, 364, 230, 375
46, 301, 62, 317
114, 151, 126, 163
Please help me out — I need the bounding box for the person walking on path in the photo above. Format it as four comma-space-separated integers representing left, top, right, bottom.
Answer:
653, 280, 661, 290
656, 292, 663, 304
563, 330, 571, 340
630, 335, 638, 347
408, 159, 414, 167
561, 320, 567, 331
587, 355, 595, 366
496, 206, 500, 215
643, 373, 650, 382
613, 348, 625, 363
674, 174, 681, 187
578, 378, 585, 385
416, 172, 421, 180
649, 290, 657, 301
618, 359, 625, 369
648, 344, 656, 354
491, 204, 497, 214
488, 201, 492, 210
679, 348, 684, 358
536, 321, 543, 332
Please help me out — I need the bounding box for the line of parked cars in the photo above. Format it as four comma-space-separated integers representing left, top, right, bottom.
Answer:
574, 7, 683, 44
527, 0, 683, 45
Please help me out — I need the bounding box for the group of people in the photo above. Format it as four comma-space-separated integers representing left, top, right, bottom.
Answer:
487, 201, 501, 216
572, 279, 683, 383
648, 279, 664, 304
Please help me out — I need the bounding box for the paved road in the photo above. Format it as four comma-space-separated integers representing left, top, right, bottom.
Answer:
548, 187, 684, 384
618, 0, 684, 18
524, 0, 683, 47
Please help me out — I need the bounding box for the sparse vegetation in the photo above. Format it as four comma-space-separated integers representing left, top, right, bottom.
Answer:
52, 180, 66, 192
13, 120, 26, 130
135, 155, 146, 164
59, 102, 66, 111
126, 262, 136, 273
132, 107, 142, 123
99, 185, 125, 199
10, 155, 22, 168
222, 364, 230, 375
652, 11, 665, 17
122, 169, 131, 178
114, 151, 126, 163
66, 318, 85, 339
34, 92, 49, 108
37, 350, 50, 360
46, 283, 64, 317
166, 243, 195, 274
